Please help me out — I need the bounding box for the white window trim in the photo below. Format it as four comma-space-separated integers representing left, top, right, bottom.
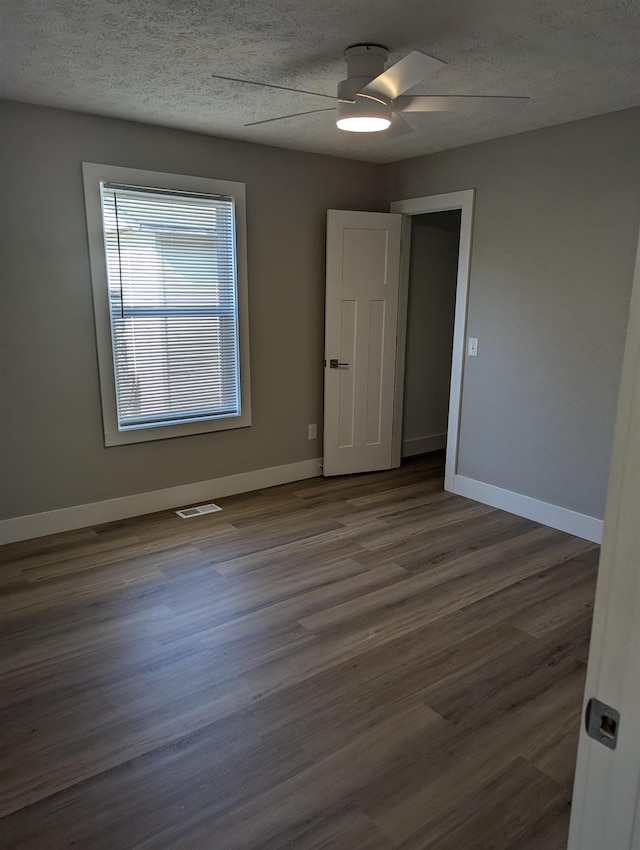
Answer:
82, 163, 251, 446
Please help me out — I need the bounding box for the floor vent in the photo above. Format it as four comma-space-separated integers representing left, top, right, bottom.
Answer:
176, 503, 222, 519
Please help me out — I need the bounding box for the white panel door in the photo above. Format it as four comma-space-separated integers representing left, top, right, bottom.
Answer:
323, 209, 402, 477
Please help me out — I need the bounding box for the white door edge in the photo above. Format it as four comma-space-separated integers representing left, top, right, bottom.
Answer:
390, 189, 475, 491
567, 227, 640, 850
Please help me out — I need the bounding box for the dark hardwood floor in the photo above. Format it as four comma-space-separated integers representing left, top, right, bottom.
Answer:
0, 453, 599, 849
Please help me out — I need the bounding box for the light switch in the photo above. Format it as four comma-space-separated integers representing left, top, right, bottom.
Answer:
467, 337, 478, 357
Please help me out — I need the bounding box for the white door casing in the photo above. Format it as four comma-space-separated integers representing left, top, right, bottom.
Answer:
323, 210, 402, 477
390, 190, 475, 492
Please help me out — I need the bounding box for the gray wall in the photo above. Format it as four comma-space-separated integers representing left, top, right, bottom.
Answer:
388, 108, 640, 519
2, 102, 639, 523
0, 100, 385, 518
402, 212, 460, 454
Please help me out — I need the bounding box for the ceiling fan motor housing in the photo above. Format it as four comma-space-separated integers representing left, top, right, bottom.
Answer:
343, 44, 389, 77
336, 44, 392, 126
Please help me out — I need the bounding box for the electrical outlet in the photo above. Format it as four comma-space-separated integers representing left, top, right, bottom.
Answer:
308, 423, 317, 440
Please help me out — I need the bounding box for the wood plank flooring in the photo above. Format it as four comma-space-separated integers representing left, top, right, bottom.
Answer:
0, 453, 599, 849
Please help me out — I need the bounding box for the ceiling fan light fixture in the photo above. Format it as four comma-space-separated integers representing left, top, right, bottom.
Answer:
337, 115, 391, 132
335, 89, 392, 133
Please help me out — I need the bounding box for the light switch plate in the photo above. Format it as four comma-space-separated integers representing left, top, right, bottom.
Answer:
467, 338, 478, 357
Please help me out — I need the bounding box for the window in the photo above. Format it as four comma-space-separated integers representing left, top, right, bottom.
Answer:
83, 164, 251, 446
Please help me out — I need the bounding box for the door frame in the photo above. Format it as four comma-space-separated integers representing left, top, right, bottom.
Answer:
390, 190, 475, 491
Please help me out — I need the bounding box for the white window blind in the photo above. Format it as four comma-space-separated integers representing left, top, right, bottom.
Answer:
99, 183, 241, 431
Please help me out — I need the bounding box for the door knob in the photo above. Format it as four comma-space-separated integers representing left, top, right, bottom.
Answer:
329, 359, 349, 369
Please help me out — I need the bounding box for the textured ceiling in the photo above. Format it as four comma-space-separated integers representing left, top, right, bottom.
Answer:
1, 0, 639, 163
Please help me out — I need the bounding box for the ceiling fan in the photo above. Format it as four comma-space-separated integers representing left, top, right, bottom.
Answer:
212, 44, 529, 135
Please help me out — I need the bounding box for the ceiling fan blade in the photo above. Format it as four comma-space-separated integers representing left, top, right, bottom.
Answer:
212, 73, 335, 101
395, 95, 530, 113
244, 108, 335, 127
387, 112, 413, 137
361, 51, 445, 101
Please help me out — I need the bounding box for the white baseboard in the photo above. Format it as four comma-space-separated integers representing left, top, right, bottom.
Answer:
452, 475, 603, 544
0, 458, 323, 545
2, 460, 603, 547
401, 433, 447, 458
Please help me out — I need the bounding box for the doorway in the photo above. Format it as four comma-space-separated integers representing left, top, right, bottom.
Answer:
401, 210, 461, 467
321, 191, 473, 483
390, 190, 475, 492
